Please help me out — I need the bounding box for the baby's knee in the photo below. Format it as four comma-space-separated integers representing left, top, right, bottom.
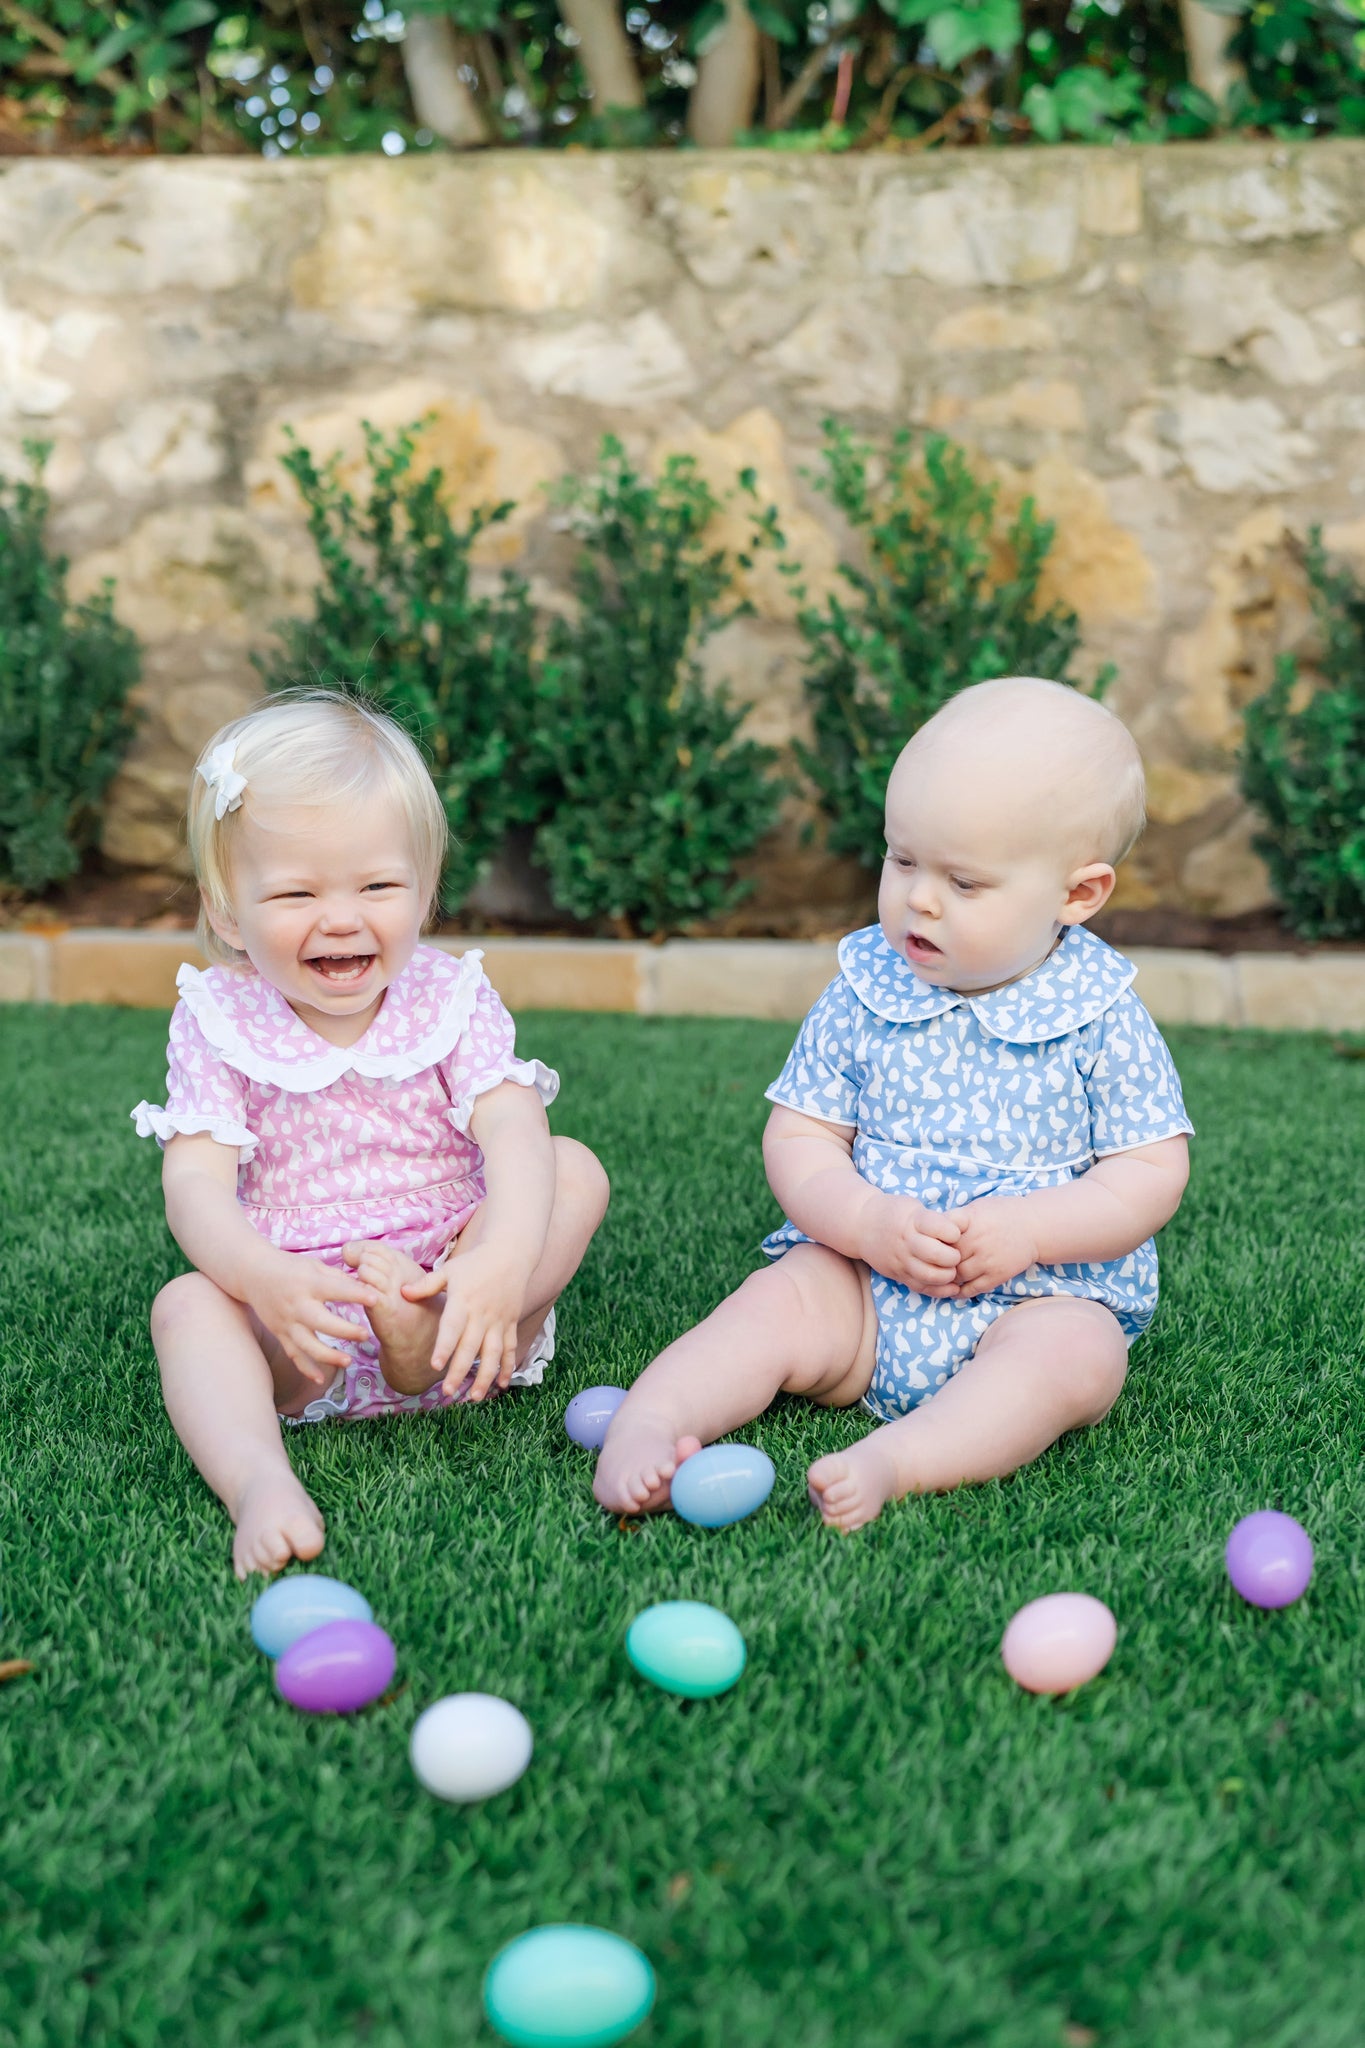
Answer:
150, 1270, 228, 1346
553, 1135, 610, 1226
1056, 1303, 1129, 1420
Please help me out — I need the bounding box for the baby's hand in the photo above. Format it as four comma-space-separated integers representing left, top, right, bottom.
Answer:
860, 1193, 961, 1296
402, 1245, 529, 1402
249, 1254, 378, 1385
952, 1197, 1040, 1297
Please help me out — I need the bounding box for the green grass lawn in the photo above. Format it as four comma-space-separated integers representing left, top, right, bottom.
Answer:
3, 1005, 1364, 2048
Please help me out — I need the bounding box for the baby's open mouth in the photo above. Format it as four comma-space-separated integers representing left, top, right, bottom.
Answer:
305, 953, 375, 985
905, 933, 941, 961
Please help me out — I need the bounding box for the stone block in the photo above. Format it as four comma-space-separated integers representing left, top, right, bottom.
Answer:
247, 380, 563, 567
929, 306, 1056, 353
0, 934, 47, 1002
0, 297, 70, 418
433, 938, 643, 1014
93, 399, 225, 496
50, 931, 205, 1008
864, 171, 1077, 287
1079, 160, 1143, 238
663, 165, 832, 291
510, 312, 696, 406
0, 162, 278, 294
290, 160, 630, 314
968, 379, 1085, 431
659, 408, 840, 621
644, 940, 839, 1020
1150, 156, 1344, 245
1236, 954, 1365, 1034
1159, 392, 1314, 495
762, 298, 900, 411
1126, 948, 1236, 1027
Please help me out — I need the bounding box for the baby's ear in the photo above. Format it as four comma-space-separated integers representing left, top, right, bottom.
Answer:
1061, 863, 1116, 925
200, 885, 242, 951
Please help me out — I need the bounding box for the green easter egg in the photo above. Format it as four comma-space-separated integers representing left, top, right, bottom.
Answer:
483, 1925, 655, 2048
625, 1599, 746, 1699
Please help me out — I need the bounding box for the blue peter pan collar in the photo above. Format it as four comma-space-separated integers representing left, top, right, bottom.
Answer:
836, 922, 1137, 1044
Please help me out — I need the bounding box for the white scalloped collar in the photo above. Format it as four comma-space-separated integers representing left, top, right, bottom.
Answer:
175, 944, 485, 1092
836, 923, 1136, 1044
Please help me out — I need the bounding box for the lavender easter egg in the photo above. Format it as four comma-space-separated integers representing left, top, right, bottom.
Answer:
275, 1619, 395, 1714
250, 1574, 373, 1658
1225, 1510, 1314, 1609
564, 1386, 627, 1450
669, 1443, 774, 1528
1001, 1592, 1116, 1695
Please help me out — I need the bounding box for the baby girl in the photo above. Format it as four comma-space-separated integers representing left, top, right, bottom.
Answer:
595, 677, 1191, 1530
134, 691, 608, 1578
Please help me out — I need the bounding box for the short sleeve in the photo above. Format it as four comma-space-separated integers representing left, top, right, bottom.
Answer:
131, 1001, 256, 1160
438, 974, 560, 1131
1083, 989, 1194, 1158
765, 975, 862, 1130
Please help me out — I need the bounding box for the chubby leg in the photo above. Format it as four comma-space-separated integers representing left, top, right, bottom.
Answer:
593, 1244, 879, 1515
347, 1136, 610, 1399
151, 1271, 326, 1580
808, 1294, 1128, 1533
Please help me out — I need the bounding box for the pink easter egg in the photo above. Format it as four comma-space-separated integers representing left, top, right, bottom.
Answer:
275, 1619, 396, 1714
1000, 1592, 1116, 1696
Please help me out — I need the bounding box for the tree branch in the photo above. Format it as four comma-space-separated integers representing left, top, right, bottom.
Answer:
767, 38, 831, 133
688, 0, 761, 145
1178, 0, 1244, 105
400, 13, 491, 146
557, 0, 645, 109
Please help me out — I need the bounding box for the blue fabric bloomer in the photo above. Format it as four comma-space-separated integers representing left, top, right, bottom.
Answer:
761, 923, 1193, 1422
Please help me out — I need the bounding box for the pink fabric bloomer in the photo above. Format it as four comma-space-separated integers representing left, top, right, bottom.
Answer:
132, 944, 559, 1423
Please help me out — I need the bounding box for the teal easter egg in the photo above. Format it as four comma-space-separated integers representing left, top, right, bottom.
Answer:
670, 1443, 775, 1528
625, 1600, 746, 1699
250, 1574, 373, 1658
483, 1925, 655, 2048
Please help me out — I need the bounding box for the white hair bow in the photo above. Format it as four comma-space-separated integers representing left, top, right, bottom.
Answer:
197, 740, 248, 820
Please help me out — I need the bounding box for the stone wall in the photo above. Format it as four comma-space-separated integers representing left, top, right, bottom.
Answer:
3, 144, 1365, 928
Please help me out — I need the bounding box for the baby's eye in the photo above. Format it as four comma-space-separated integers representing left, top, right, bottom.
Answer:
886, 851, 915, 870
364, 881, 400, 893
950, 876, 978, 894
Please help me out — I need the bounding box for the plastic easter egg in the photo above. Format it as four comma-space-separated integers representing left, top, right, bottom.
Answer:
564, 1386, 627, 1451
275, 1618, 395, 1714
1001, 1592, 1116, 1696
410, 1693, 533, 1803
250, 1574, 373, 1658
483, 1925, 655, 2048
670, 1443, 775, 1529
626, 1600, 746, 1699
1226, 1510, 1314, 1609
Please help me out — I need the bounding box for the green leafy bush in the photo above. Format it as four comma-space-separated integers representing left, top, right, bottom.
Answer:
259, 420, 542, 910
1241, 530, 1365, 939
0, 453, 139, 896
531, 437, 783, 937
796, 423, 1107, 869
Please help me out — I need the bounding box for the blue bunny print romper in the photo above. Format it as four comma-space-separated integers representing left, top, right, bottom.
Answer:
762, 924, 1193, 1423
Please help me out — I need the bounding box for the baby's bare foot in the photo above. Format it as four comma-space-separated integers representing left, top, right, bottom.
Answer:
594, 1423, 702, 1516
807, 1435, 902, 1533
344, 1239, 441, 1395
232, 1470, 325, 1580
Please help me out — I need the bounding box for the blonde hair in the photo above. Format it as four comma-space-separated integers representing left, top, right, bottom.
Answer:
906, 677, 1146, 868
188, 690, 448, 966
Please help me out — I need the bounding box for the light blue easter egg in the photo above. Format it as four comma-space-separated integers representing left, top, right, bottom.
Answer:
250, 1574, 373, 1658
669, 1443, 775, 1528
625, 1600, 746, 1699
483, 1925, 655, 2048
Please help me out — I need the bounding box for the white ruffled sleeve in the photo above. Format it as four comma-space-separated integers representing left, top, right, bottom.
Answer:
437, 974, 559, 1132
131, 1000, 257, 1160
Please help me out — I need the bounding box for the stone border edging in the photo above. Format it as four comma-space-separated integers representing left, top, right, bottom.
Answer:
1, 928, 1363, 1033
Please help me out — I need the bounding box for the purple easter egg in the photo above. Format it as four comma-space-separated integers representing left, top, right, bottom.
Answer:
564, 1385, 627, 1451
1225, 1510, 1314, 1609
275, 1619, 396, 1713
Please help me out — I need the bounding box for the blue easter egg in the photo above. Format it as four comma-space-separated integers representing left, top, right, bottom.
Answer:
250, 1574, 373, 1658
484, 1924, 655, 2048
669, 1443, 775, 1528
626, 1600, 746, 1699
564, 1386, 627, 1450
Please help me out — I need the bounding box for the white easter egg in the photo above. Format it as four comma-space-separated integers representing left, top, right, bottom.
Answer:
410, 1692, 533, 1803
